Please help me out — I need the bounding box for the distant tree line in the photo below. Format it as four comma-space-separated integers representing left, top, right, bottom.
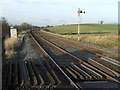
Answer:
14, 23, 32, 32
1, 17, 42, 37
1, 17, 56, 38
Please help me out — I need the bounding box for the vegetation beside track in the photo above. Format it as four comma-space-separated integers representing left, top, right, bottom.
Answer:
47, 24, 119, 50
4, 31, 26, 62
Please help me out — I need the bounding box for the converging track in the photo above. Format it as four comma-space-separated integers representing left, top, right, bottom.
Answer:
3, 30, 120, 90
37, 31, 120, 74
31, 31, 120, 88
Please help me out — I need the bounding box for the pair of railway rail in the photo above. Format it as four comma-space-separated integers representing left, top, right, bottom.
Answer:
31, 31, 120, 88
37, 31, 120, 74
38, 31, 120, 72
3, 30, 120, 90
40, 30, 119, 57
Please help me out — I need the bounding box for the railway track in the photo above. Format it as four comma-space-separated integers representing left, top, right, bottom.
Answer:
3, 30, 120, 90
3, 34, 77, 89
31, 31, 120, 87
36, 31, 120, 75
40, 30, 119, 58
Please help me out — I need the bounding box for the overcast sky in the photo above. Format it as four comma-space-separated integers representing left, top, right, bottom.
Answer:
0, 0, 119, 26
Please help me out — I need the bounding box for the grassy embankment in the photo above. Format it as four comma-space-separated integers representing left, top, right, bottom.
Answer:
47, 24, 118, 49
4, 31, 26, 61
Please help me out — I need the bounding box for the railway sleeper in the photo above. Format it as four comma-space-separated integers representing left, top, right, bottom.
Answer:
3, 62, 10, 86
69, 65, 85, 80
75, 64, 103, 80
21, 61, 31, 86
50, 64, 70, 85
26, 61, 38, 86
65, 66, 78, 80
7, 62, 12, 86
13, 61, 19, 86
43, 62, 62, 85
94, 58, 120, 75
36, 62, 52, 85
39, 62, 56, 86
61, 66, 77, 81
102, 57, 120, 66
67, 66, 85, 80
32, 60, 47, 86
30, 61, 43, 85
72, 64, 92, 80
18, 60, 25, 86
80, 64, 103, 80
33, 65, 45, 86
87, 58, 118, 77
56, 59, 75, 63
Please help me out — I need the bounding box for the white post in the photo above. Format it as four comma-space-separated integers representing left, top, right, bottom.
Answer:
77, 8, 85, 41
77, 8, 80, 41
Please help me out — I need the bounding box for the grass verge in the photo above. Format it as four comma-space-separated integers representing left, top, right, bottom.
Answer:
60, 34, 119, 50
4, 31, 26, 62
4, 37, 20, 61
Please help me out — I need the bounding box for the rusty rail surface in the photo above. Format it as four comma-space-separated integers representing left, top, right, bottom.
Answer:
41, 31, 119, 57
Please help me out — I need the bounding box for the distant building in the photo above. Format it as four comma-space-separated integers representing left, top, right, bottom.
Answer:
10, 26, 17, 38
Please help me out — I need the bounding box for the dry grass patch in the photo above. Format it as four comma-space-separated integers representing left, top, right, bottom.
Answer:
4, 37, 20, 57
80, 35, 118, 49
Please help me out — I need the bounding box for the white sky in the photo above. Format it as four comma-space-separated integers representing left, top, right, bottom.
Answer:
0, 0, 119, 26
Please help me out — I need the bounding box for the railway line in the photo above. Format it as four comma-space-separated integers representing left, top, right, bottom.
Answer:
40, 30, 119, 58
2, 30, 120, 90
36, 31, 120, 74
31, 31, 120, 87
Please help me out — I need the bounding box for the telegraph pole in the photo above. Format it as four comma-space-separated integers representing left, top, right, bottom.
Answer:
77, 8, 85, 41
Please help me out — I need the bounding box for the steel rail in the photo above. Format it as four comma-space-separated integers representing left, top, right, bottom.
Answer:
38, 31, 120, 67
37, 31, 120, 70
33, 32, 120, 84
41, 31, 119, 57
88, 58, 119, 77
40, 33, 105, 58
101, 57, 120, 67
30, 32, 81, 90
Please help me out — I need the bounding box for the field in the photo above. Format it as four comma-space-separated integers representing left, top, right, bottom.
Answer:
47, 24, 119, 49
47, 24, 118, 34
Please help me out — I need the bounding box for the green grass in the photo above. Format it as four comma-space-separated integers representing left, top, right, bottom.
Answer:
47, 24, 118, 34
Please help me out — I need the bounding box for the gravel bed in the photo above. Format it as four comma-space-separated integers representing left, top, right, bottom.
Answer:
49, 39, 97, 61
15, 34, 45, 63
38, 33, 100, 61
37, 37, 75, 63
